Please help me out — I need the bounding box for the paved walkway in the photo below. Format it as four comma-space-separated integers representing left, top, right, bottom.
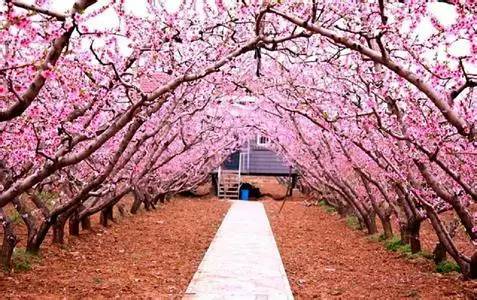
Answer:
184, 201, 293, 299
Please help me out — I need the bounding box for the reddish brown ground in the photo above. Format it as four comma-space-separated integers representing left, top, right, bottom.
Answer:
265, 200, 477, 299
2, 176, 476, 299
0, 196, 230, 298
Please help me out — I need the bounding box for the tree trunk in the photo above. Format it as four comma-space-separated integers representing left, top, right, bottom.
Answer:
354, 212, 365, 230
339, 182, 369, 232
450, 202, 477, 241
415, 160, 477, 241
100, 206, 113, 227
418, 197, 471, 277
52, 207, 77, 244
143, 198, 151, 211
470, 251, 477, 279
11, 197, 41, 253
143, 191, 154, 210
108, 206, 114, 222
52, 216, 68, 244
68, 210, 80, 236
433, 242, 447, 264
366, 213, 378, 235
152, 193, 165, 206
26, 220, 51, 254
382, 218, 393, 239
13, 192, 54, 254
400, 219, 422, 253
52, 224, 65, 244
359, 173, 389, 237
211, 174, 218, 196
0, 209, 18, 272
99, 210, 108, 227
408, 221, 421, 254
81, 216, 91, 230
400, 224, 410, 244
130, 193, 142, 214
26, 233, 42, 254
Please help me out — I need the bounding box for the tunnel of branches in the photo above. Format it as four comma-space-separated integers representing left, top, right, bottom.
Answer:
0, 0, 476, 279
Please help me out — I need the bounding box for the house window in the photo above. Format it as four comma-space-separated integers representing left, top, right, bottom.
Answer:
256, 135, 270, 147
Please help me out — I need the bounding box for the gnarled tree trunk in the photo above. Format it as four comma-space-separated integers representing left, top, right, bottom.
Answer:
470, 251, 477, 279
52, 213, 70, 244
0, 209, 18, 271
408, 221, 421, 254
100, 205, 114, 227
81, 216, 91, 230
130, 189, 143, 214
69, 208, 80, 236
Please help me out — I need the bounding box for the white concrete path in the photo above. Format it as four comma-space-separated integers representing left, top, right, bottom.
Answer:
184, 201, 293, 300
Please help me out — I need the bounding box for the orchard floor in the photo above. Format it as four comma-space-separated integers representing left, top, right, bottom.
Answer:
0, 196, 230, 298
265, 200, 477, 299
1, 186, 477, 299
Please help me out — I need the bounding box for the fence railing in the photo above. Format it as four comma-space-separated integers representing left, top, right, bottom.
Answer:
239, 152, 249, 174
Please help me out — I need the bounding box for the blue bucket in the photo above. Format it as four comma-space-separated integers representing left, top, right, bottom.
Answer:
240, 189, 249, 201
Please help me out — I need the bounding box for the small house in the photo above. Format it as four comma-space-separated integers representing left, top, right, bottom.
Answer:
212, 134, 297, 199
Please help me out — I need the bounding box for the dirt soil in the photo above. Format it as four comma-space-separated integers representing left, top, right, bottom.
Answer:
0, 196, 230, 298
265, 200, 477, 299
2, 176, 476, 299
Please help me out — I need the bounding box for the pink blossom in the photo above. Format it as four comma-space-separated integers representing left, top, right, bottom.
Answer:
41, 70, 56, 80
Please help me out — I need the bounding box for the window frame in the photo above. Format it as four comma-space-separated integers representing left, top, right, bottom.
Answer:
256, 134, 270, 147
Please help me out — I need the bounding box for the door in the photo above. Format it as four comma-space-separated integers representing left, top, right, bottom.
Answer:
223, 151, 240, 170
